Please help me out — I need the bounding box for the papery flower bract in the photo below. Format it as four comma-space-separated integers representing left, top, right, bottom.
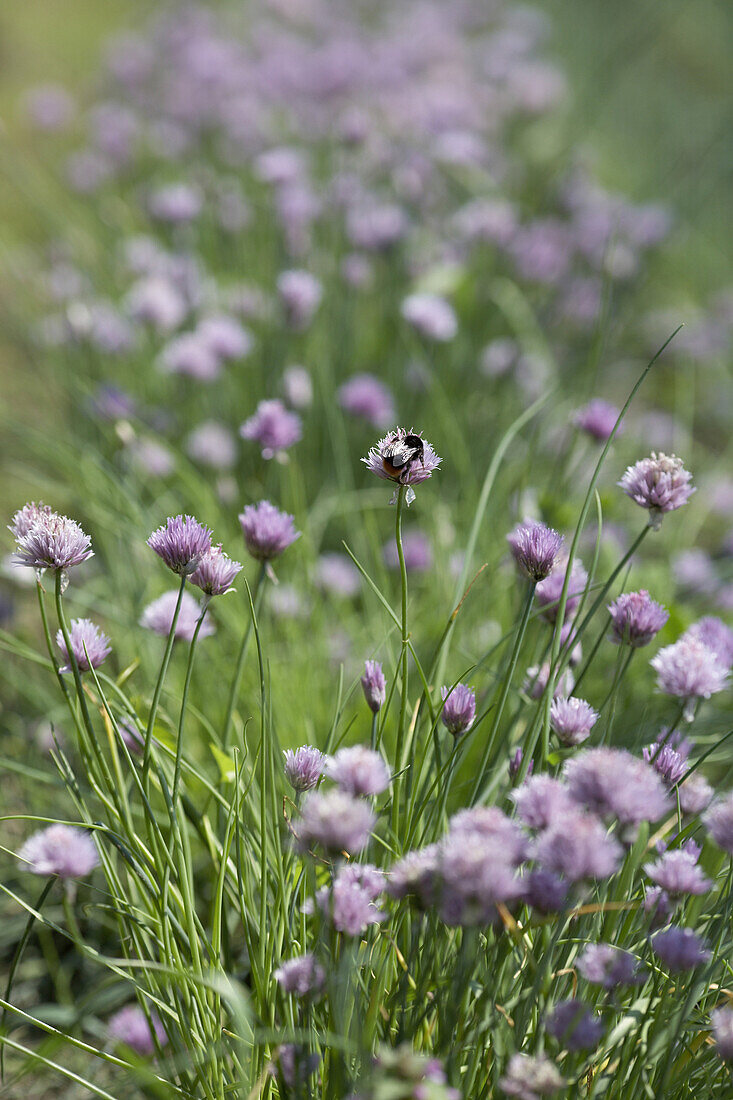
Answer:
511, 775, 574, 831
652, 926, 709, 971
577, 943, 640, 988
56, 618, 111, 672
297, 789, 375, 854
338, 373, 396, 430
189, 545, 242, 596
498, 1052, 565, 1099
608, 590, 669, 647
644, 848, 711, 896
564, 748, 672, 826
619, 452, 695, 529
239, 501, 300, 561
683, 616, 733, 669
401, 293, 457, 342
704, 792, 733, 854
283, 746, 325, 793
507, 521, 564, 582
533, 811, 622, 881
108, 1005, 168, 1056
574, 399, 621, 442
147, 514, 211, 576
13, 510, 93, 571
17, 824, 99, 878
651, 636, 728, 711
440, 683, 476, 737
325, 746, 390, 797
361, 660, 386, 713
362, 427, 441, 506
550, 696, 598, 746
536, 558, 587, 624
140, 590, 215, 641
546, 999, 603, 1052
273, 953, 325, 997
240, 399, 302, 460
712, 1007, 733, 1062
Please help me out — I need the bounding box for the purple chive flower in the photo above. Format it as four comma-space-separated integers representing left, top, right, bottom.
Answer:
273, 953, 325, 997
651, 636, 728, 714
17, 824, 99, 878
108, 1005, 168, 1056
189, 545, 242, 596
437, 832, 525, 926
546, 1000, 603, 1052
509, 747, 533, 782
522, 662, 574, 700
387, 846, 440, 908
283, 746, 325, 793
159, 333, 221, 381
140, 590, 215, 641
148, 182, 202, 223
297, 789, 376, 854
652, 927, 709, 971
240, 399, 302, 460
619, 452, 695, 529
277, 270, 322, 330
536, 558, 588, 624
608, 590, 669, 648
338, 863, 385, 900
644, 848, 711, 897
573, 399, 621, 443
315, 554, 361, 597
125, 275, 187, 333
684, 617, 733, 670
549, 696, 598, 747
644, 886, 674, 929
449, 808, 528, 866
24, 84, 75, 130
273, 1044, 320, 1088
147, 515, 211, 576
533, 811, 622, 881
186, 421, 237, 469
564, 748, 672, 827
401, 293, 457, 342
498, 1053, 565, 1099
13, 510, 93, 571
361, 660, 386, 713
712, 1007, 733, 1062
383, 530, 433, 572
313, 875, 385, 937
197, 315, 253, 360
9, 501, 54, 539
282, 365, 313, 409
642, 742, 687, 787
440, 683, 476, 737
325, 746, 391, 797
679, 773, 714, 815
56, 618, 111, 672
704, 792, 733, 853
525, 870, 568, 914
362, 428, 441, 506
576, 944, 640, 988
511, 775, 574, 831
338, 374, 396, 430
507, 521, 564, 582
239, 501, 300, 561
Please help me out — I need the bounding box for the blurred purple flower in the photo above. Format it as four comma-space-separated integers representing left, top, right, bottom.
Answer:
325, 746, 390, 797
148, 182, 202, 223
239, 501, 300, 561
140, 590, 215, 641
283, 746, 325, 793
159, 332, 221, 381
361, 660, 386, 714
683, 617, 733, 670
338, 374, 396, 429
652, 927, 709, 971
197, 314, 253, 360
277, 269, 322, 330
651, 636, 728, 711
401, 293, 457, 342
704, 792, 733, 854
498, 1053, 564, 1099
546, 999, 603, 1051
564, 748, 671, 827
315, 553, 361, 598
532, 811, 622, 881
712, 1007, 733, 1062
296, 789, 375, 854
240, 399, 302, 460
536, 558, 587, 624
645, 848, 711, 897
511, 775, 574, 831
608, 590, 668, 647
282, 365, 313, 409
573, 399, 621, 442
18, 824, 99, 878
56, 618, 111, 672
383, 530, 433, 572
273, 953, 325, 997
550, 696, 598, 747
109, 1005, 167, 1056
186, 421, 237, 469
576, 943, 640, 988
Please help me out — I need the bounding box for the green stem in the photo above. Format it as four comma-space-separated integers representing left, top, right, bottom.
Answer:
221, 562, 267, 750
143, 573, 187, 786
391, 486, 409, 838
172, 598, 210, 806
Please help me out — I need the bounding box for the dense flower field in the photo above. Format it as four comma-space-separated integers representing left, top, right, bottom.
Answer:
1, 2, 732, 1098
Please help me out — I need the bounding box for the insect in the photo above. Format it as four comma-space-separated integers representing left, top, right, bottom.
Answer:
381, 433, 425, 483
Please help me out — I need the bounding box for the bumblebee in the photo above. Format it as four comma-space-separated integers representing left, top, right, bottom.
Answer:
381, 433, 425, 483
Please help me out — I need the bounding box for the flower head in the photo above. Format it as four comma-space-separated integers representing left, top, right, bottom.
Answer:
108, 1005, 168, 1056
642, 742, 687, 787
17, 824, 99, 878
273, 953, 325, 997
619, 452, 695, 529
13, 510, 93, 571
56, 618, 111, 672
325, 746, 390, 797
652, 926, 709, 971
362, 428, 441, 506
574, 399, 621, 443
440, 683, 476, 737
401, 293, 457, 342
338, 373, 396, 429
711, 1007, 733, 1062
651, 636, 728, 709
140, 590, 215, 641
361, 660, 386, 713
277, 269, 322, 330
536, 558, 587, 624
683, 617, 733, 670
546, 999, 603, 1052
387, 846, 440, 908
159, 333, 220, 381
186, 421, 237, 469
526, 870, 568, 914
704, 792, 733, 854
312, 872, 385, 936
550, 696, 598, 746
576, 944, 640, 988
9, 501, 53, 539
283, 746, 325, 793
679, 772, 714, 815
147, 515, 211, 575
532, 811, 622, 882
507, 521, 564, 582
498, 1053, 565, 1099
297, 789, 375, 854
608, 590, 669, 647
644, 847, 711, 897
240, 399, 302, 460
239, 501, 300, 561
511, 775, 574, 831
437, 831, 526, 926
189, 545, 242, 596
564, 748, 672, 826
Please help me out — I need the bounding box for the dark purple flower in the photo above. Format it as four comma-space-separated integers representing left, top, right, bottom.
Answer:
363, 428, 441, 506
239, 501, 300, 562
576, 943, 640, 988
644, 848, 711, 897
533, 811, 622, 881
440, 683, 476, 737
536, 558, 588, 624
608, 590, 669, 647
361, 660, 386, 713
277, 270, 322, 330
652, 927, 709, 971
573, 399, 621, 443
338, 374, 396, 430
13, 510, 93, 571
498, 1053, 565, 1099
651, 636, 728, 711
273, 1044, 319, 1088
147, 515, 211, 576
550, 696, 598, 746
712, 1007, 733, 1062
619, 453, 695, 529
283, 746, 325, 793
140, 590, 215, 641
56, 618, 111, 672
525, 870, 568, 914
564, 748, 672, 826
189, 545, 242, 596
297, 790, 375, 854
325, 746, 390, 797
273, 953, 325, 997
704, 793, 733, 854
507, 521, 564, 582
401, 293, 457, 342
240, 399, 302, 460
109, 1005, 168, 1056
684, 617, 733, 670
17, 824, 99, 878
546, 999, 603, 1051
512, 776, 574, 831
